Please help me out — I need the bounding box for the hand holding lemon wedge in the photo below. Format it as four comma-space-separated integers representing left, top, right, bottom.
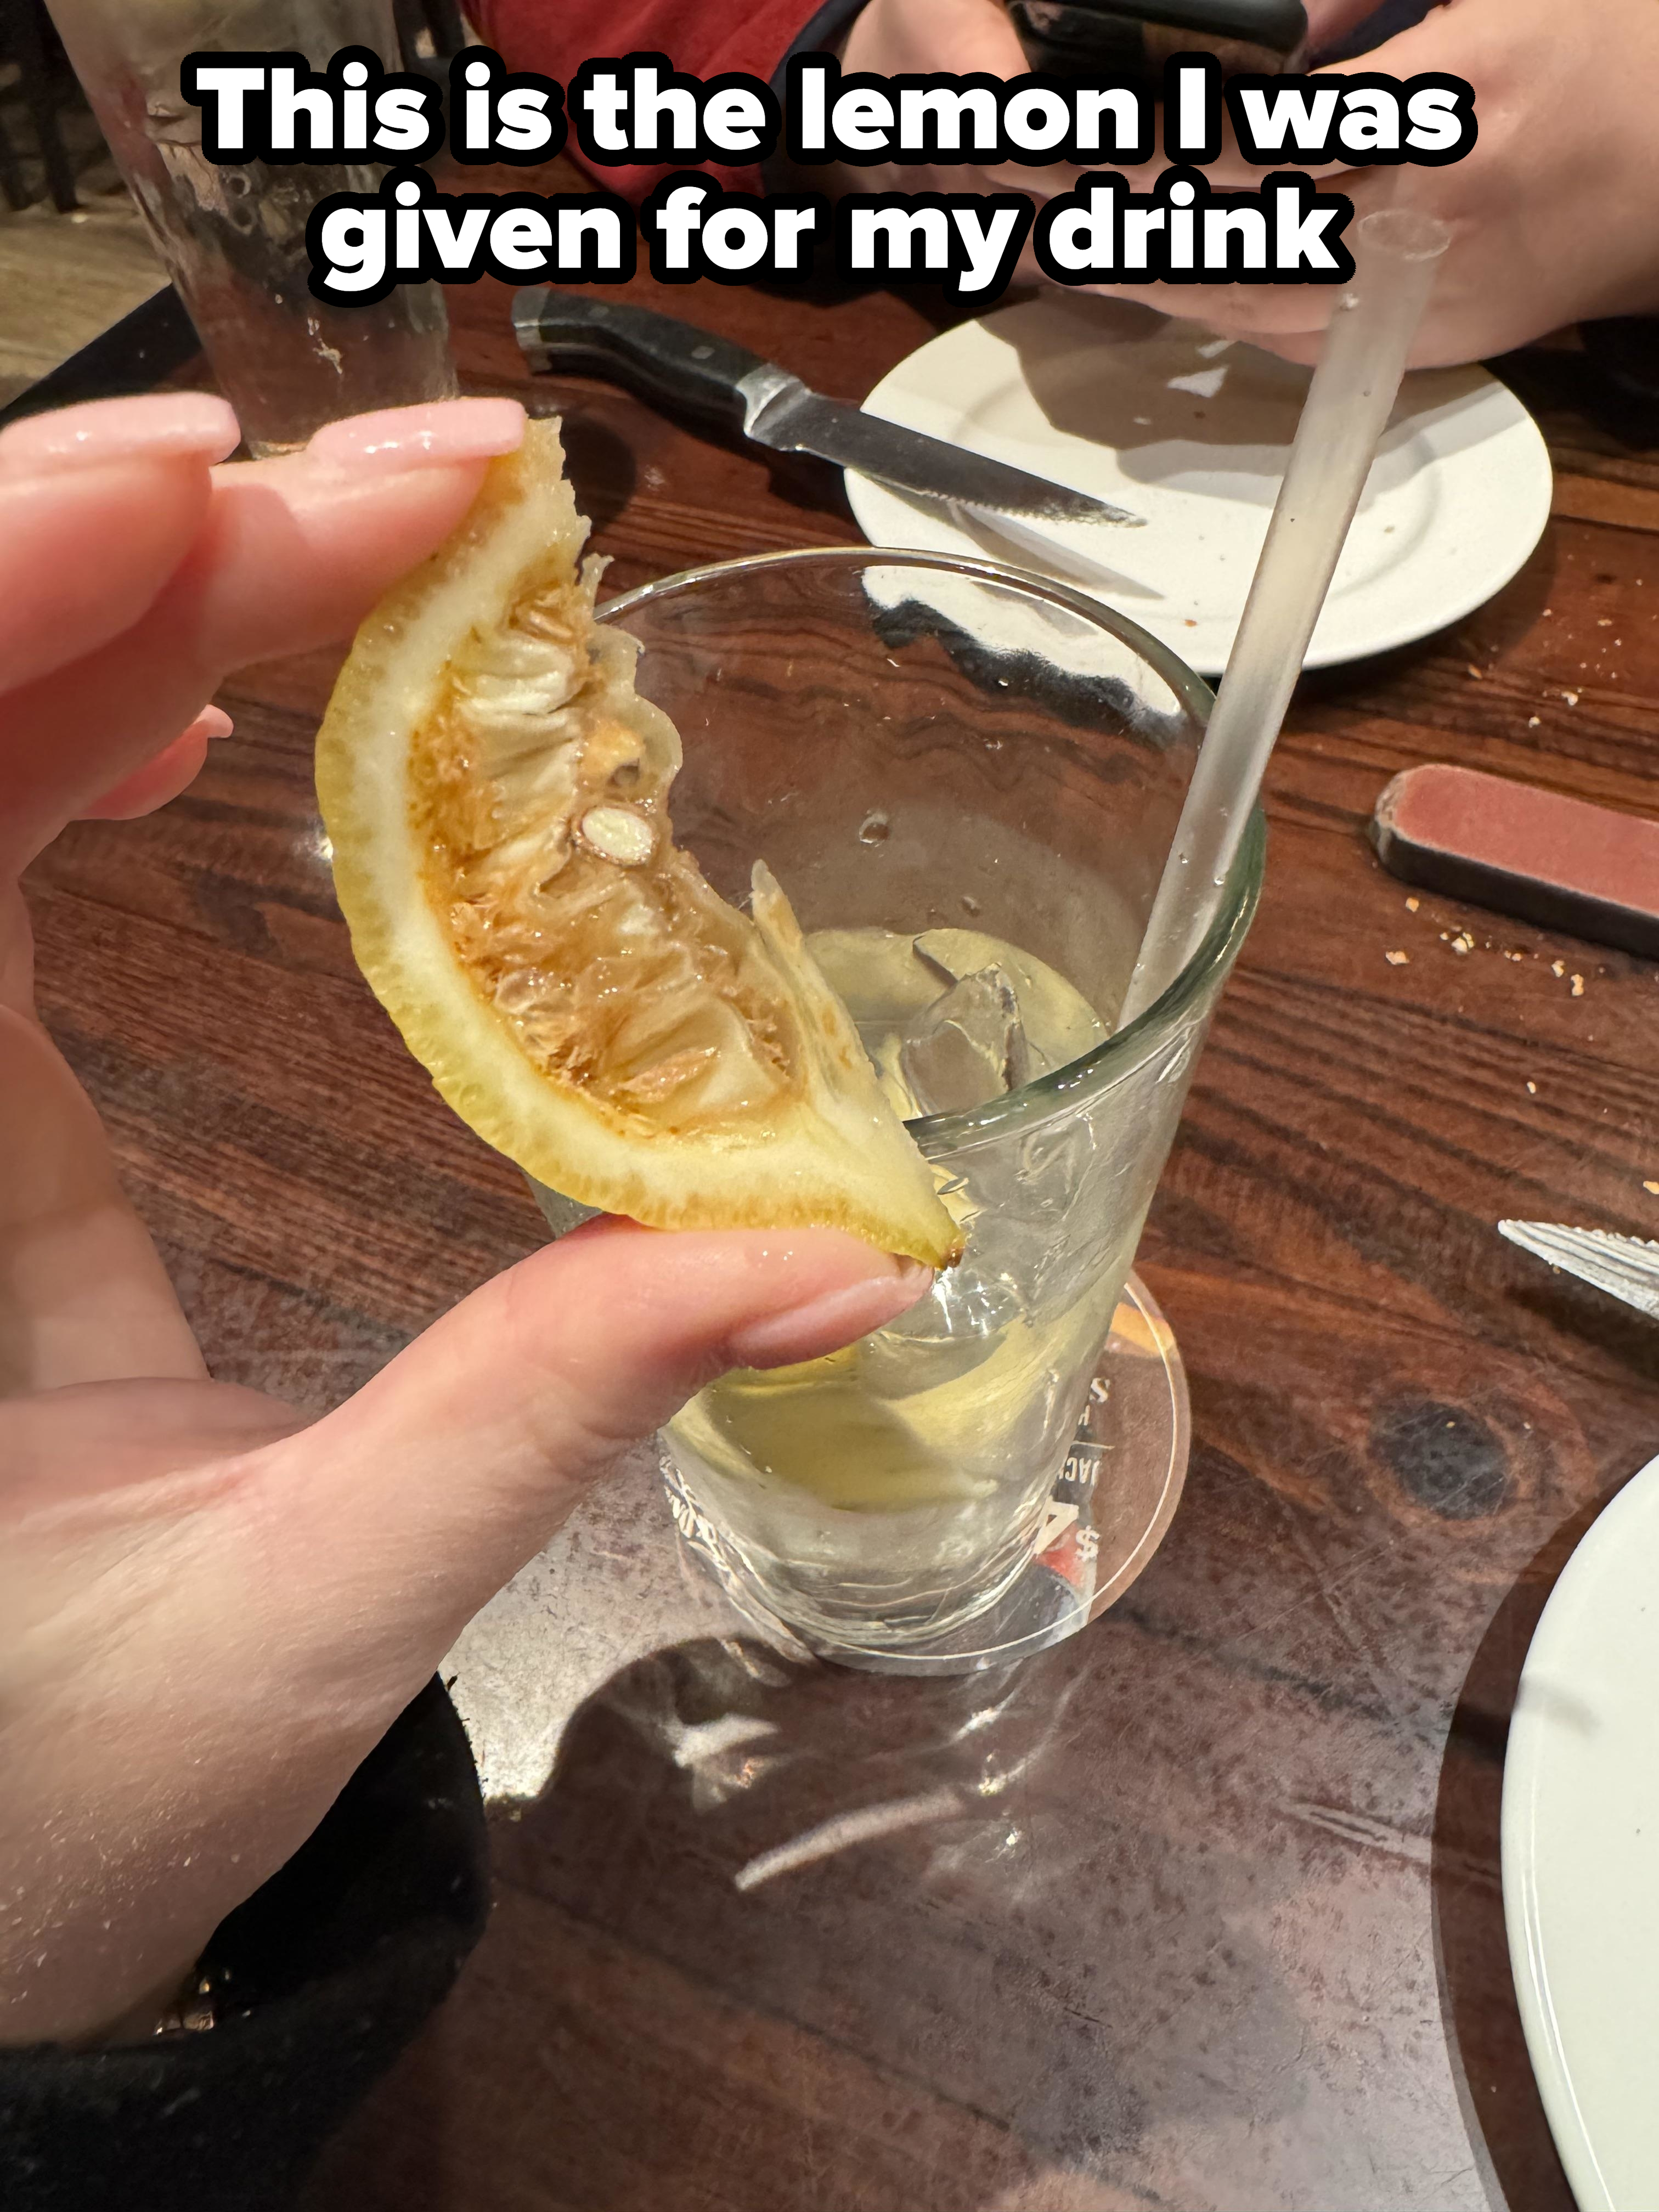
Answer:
0, 395, 938, 2050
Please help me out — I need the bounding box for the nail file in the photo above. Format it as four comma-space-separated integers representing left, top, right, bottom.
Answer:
1370, 763, 1659, 959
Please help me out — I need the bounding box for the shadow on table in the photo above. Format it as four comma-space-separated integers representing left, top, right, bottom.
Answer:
546, 407, 638, 532
1431, 1496, 1609, 2212
304, 1629, 1185, 2212
493, 1634, 1139, 2210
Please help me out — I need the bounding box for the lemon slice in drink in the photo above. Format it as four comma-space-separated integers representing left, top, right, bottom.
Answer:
316, 419, 961, 1268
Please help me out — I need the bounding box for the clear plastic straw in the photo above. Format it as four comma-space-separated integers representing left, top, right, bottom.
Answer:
1118, 208, 1451, 1027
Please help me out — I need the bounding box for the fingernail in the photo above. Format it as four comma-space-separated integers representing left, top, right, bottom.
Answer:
305, 398, 525, 474
727, 1259, 933, 1369
0, 393, 240, 477
190, 706, 234, 741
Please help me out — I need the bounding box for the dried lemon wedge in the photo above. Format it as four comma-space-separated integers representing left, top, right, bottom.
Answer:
317, 419, 962, 1269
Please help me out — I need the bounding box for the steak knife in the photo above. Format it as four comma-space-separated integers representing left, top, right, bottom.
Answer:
512, 287, 1143, 529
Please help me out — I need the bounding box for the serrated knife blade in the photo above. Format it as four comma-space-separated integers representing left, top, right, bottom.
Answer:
1498, 1220, 1659, 1321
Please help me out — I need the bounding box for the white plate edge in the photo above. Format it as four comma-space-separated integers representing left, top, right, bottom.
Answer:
1500, 1452, 1659, 2212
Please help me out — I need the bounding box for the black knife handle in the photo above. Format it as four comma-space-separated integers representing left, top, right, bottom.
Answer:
511, 287, 783, 433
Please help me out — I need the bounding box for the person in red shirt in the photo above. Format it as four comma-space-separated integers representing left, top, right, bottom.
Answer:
472, 0, 1659, 370
471, 0, 865, 202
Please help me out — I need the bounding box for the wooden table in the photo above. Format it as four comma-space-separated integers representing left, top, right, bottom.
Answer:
24, 161, 1659, 2210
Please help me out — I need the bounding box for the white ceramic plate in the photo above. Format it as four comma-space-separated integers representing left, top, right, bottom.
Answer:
844, 295, 1554, 676
1503, 1452, 1659, 2212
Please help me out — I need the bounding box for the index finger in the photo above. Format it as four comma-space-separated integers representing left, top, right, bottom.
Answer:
0, 398, 524, 872
0, 396, 238, 693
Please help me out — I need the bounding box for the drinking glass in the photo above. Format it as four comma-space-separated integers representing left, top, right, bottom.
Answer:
48, 0, 456, 455
535, 548, 1262, 1670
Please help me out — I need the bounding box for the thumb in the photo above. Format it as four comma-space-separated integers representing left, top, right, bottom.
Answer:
249, 1220, 930, 1677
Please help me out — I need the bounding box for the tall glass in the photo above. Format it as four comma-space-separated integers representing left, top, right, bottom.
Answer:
48, 0, 456, 454
545, 550, 1262, 1668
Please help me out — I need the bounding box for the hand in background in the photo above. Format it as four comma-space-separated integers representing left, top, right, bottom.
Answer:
0, 394, 929, 2050
840, 0, 1659, 368
833, 0, 1386, 223
1102, 0, 1659, 366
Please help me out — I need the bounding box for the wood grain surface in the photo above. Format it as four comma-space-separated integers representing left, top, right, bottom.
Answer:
23, 159, 1659, 2210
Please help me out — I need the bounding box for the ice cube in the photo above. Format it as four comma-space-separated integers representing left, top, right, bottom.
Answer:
913, 929, 1108, 1076
898, 966, 1031, 1114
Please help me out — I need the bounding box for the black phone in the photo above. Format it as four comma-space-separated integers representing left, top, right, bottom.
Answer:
1007, 0, 1308, 86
